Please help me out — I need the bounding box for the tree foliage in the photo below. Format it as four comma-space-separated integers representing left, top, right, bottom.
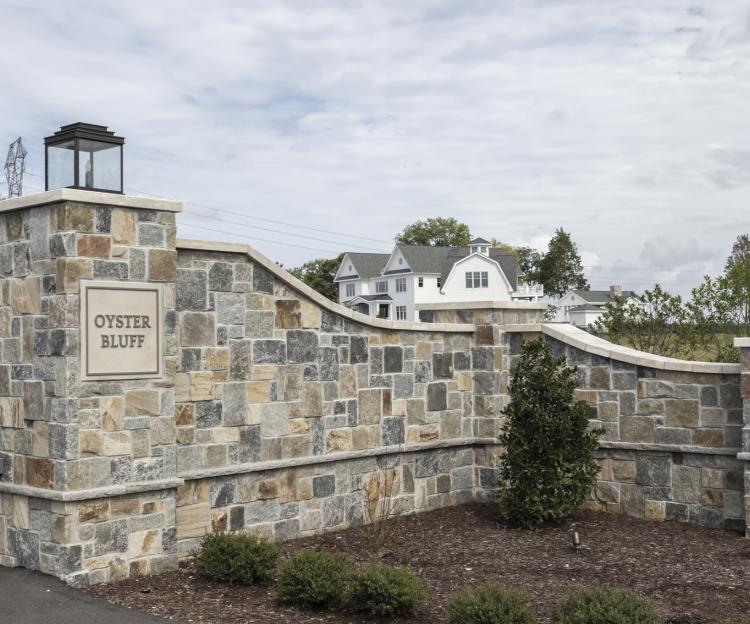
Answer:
535, 228, 589, 297
396, 217, 471, 247
498, 339, 601, 528
289, 253, 344, 302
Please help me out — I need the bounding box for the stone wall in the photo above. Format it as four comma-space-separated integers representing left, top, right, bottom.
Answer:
170, 242, 504, 556
506, 324, 747, 533
0, 191, 748, 588
417, 302, 545, 325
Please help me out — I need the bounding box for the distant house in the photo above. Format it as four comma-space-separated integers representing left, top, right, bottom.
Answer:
333, 237, 543, 321
556, 285, 643, 328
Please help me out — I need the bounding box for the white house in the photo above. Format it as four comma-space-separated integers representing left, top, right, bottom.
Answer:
334, 237, 543, 321
556, 285, 643, 328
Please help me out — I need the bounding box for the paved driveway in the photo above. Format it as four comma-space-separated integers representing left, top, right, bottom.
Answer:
0, 567, 169, 623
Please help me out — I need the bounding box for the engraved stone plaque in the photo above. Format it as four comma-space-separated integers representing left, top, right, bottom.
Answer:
80, 280, 163, 381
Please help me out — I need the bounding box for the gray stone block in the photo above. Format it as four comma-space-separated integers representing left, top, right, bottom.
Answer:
319, 347, 339, 381
313, 474, 336, 498
287, 331, 319, 363
636, 455, 671, 487
415, 452, 438, 478
209, 478, 235, 507
473, 372, 499, 396
427, 382, 447, 411
383, 346, 403, 373
176, 269, 208, 311
138, 223, 165, 247
382, 417, 405, 446
93, 260, 128, 280
252, 339, 286, 365
350, 336, 368, 364
195, 401, 222, 428
209, 262, 233, 291
9, 529, 40, 570
216, 293, 245, 325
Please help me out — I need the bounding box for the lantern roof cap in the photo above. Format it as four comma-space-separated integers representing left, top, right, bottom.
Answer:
44, 123, 124, 146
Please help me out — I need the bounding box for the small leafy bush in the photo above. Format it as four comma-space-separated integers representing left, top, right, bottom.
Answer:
194, 532, 278, 585
498, 339, 602, 527
447, 583, 537, 624
276, 549, 353, 610
552, 586, 663, 624
349, 563, 427, 618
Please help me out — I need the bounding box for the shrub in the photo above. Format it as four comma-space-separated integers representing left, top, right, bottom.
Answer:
447, 583, 537, 624
276, 549, 353, 610
349, 563, 427, 618
194, 532, 278, 585
552, 586, 663, 624
498, 339, 602, 528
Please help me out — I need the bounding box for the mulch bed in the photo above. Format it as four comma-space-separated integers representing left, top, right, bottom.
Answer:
86, 505, 750, 623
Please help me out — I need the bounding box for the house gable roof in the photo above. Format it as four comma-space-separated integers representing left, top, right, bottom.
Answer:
470, 237, 491, 245
572, 289, 638, 303
335, 252, 390, 281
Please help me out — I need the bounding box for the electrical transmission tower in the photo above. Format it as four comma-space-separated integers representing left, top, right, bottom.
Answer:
4, 137, 27, 198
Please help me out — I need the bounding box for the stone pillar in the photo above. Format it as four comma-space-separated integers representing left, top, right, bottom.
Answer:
735, 338, 750, 537
0, 189, 181, 583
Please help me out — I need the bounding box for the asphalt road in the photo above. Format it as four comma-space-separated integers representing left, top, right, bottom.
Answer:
0, 567, 169, 623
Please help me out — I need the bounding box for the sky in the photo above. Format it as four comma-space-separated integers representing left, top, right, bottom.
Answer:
2, 0, 750, 297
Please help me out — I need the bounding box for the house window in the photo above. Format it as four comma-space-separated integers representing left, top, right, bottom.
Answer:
418, 277, 423, 287
437, 277, 441, 288
465, 271, 489, 288
345, 283, 355, 298
396, 306, 406, 320
377, 304, 389, 319
376, 281, 388, 293
481, 246, 487, 253
396, 277, 406, 292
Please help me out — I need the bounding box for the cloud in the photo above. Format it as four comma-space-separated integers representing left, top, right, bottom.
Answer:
0, 0, 748, 275
639, 235, 716, 271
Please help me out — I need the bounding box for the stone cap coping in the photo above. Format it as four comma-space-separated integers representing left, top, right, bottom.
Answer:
504, 322, 742, 374
177, 238, 476, 333
0, 189, 183, 213
414, 300, 547, 310
733, 337, 750, 348
600, 440, 740, 456
0, 477, 183, 502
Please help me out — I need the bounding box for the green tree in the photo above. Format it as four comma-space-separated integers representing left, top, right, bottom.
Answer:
396, 217, 471, 246
516, 246, 542, 281
289, 253, 344, 302
536, 228, 589, 297
725, 233, 750, 273
592, 284, 695, 359
498, 339, 601, 528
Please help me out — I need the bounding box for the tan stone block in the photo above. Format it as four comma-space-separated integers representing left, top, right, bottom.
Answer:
125, 389, 161, 416
128, 529, 162, 558
175, 403, 194, 426
419, 423, 440, 441
612, 460, 636, 482
258, 479, 279, 500
416, 342, 432, 360
326, 429, 353, 452
406, 426, 420, 444
300, 509, 322, 532
190, 371, 216, 401
111, 208, 137, 245
275, 299, 301, 329
203, 348, 229, 370
359, 388, 382, 424
692, 428, 725, 447
701, 467, 724, 489
0, 397, 25, 428
575, 389, 598, 405
12, 495, 30, 529
211, 509, 228, 532
55, 203, 95, 232
110, 496, 140, 518
25, 456, 53, 488
251, 365, 277, 381
11, 278, 41, 314
392, 399, 407, 416
645, 500, 665, 521
457, 372, 472, 392
147, 249, 177, 282
282, 435, 311, 458
702, 489, 723, 507
111, 245, 129, 258
289, 418, 311, 433
102, 432, 131, 456
76, 234, 111, 258
211, 428, 240, 443
380, 331, 399, 345
175, 373, 190, 402
247, 381, 272, 403
279, 470, 298, 503
55, 258, 92, 293
176, 503, 210, 539
132, 430, 150, 457
300, 300, 322, 328
80, 430, 102, 455
597, 459, 614, 482
50, 514, 76, 543
150, 417, 176, 445
665, 400, 699, 428
176, 479, 209, 506
79, 500, 109, 523
352, 426, 378, 450
339, 366, 357, 398
298, 479, 313, 500
278, 365, 302, 400
32, 422, 49, 457
302, 383, 323, 416
101, 397, 124, 431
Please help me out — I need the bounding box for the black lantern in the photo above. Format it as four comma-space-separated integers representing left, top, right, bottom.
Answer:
44, 123, 124, 194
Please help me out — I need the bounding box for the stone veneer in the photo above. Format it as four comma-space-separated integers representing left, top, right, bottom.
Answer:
506, 324, 748, 534
0, 191, 747, 588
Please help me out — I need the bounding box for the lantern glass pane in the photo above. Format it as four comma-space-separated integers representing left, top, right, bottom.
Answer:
47, 140, 75, 189
78, 140, 121, 191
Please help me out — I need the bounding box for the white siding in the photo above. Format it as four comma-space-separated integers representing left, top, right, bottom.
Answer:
439, 255, 512, 303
